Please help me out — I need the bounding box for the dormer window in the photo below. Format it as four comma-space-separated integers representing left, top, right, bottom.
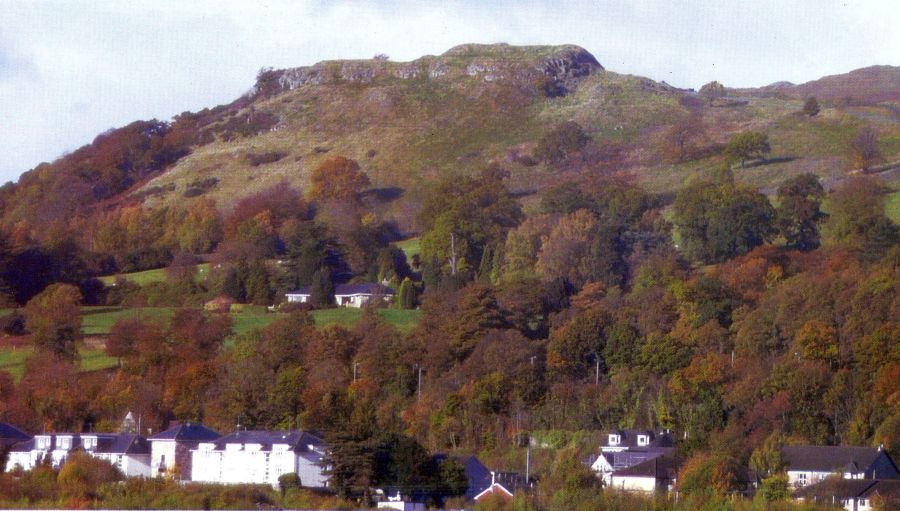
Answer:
36, 436, 50, 449
608, 434, 621, 446
637, 435, 649, 446
83, 437, 97, 449
57, 436, 71, 450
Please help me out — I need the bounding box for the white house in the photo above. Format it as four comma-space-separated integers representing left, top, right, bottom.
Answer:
190, 430, 328, 488
5, 433, 151, 477
782, 445, 900, 489
590, 430, 674, 485
286, 283, 395, 308
793, 479, 900, 511
608, 455, 680, 493
148, 422, 221, 479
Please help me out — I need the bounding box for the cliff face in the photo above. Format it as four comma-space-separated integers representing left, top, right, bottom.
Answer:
264, 44, 603, 96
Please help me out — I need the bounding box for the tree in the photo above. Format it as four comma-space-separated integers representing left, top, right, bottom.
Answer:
802, 96, 820, 117
850, 125, 881, 172
24, 283, 82, 360
57, 451, 122, 500
535, 121, 589, 164
396, 277, 416, 309
776, 173, 825, 251
824, 176, 899, 259
673, 181, 775, 263
309, 156, 370, 203
725, 131, 771, 167
662, 113, 704, 162
310, 268, 334, 307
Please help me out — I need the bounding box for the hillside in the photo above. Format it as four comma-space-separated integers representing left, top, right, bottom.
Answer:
2, 44, 899, 237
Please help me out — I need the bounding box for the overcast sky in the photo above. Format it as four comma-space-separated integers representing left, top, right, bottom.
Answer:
1, 0, 898, 183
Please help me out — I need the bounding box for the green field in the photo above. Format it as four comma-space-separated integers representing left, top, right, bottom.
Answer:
0, 347, 118, 381
98, 263, 210, 286
395, 238, 421, 260
81, 306, 175, 335
887, 190, 900, 224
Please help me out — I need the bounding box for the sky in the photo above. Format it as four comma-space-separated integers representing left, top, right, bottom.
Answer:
1, 0, 898, 183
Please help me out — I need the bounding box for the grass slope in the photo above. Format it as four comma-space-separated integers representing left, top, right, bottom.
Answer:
98, 263, 210, 286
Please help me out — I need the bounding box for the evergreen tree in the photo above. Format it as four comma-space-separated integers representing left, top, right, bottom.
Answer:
310, 268, 334, 307
397, 277, 415, 309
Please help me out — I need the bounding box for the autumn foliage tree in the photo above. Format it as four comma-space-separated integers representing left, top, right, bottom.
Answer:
24, 283, 83, 360
309, 156, 371, 203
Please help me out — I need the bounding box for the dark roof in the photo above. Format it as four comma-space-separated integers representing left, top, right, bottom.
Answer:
287, 283, 395, 296
861, 480, 900, 501
335, 283, 394, 296
604, 429, 674, 449
612, 455, 681, 480
794, 478, 878, 500
210, 430, 325, 454
598, 448, 673, 471
92, 433, 151, 455
782, 445, 884, 473
8, 438, 35, 452
0, 423, 30, 442
149, 422, 220, 442
491, 471, 531, 494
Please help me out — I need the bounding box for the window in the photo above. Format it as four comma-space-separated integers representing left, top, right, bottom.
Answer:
797, 473, 807, 486
637, 435, 649, 446
83, 437, 96, 449
58, 437, 71, 450
36, 437, 49, 449
608, 434, 620, 446
859, 499, 867, 507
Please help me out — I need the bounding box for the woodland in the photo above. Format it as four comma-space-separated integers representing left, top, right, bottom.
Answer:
0, 44, 898, 510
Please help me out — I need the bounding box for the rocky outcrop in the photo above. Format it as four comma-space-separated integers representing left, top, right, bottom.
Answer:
259, 43, 603, 96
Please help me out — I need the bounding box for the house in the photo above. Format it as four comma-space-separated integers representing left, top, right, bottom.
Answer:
608, 455, 681, 493
285, 283, 395, 308
473, 471, 531, 501
590, 430, 675, 485
190, 430, 328, 488
5, 432, 151, 477
782, 445, 900, 488
375, 490, 426, 511
793, 478, 900, 511
148, 422, 220, 479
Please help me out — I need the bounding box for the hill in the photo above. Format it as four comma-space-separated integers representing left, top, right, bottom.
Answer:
752, 65, 900, 104
2, 44, 898, 240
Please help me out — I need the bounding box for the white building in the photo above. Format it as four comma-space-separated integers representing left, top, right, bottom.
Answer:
190, 430, 328, 488
148, 422, 221, 479
5, 433, 151, 477
286, 283, 394, 308
782, 445, 900, 489
793, 479, 900, 511
589, 429, 674, 486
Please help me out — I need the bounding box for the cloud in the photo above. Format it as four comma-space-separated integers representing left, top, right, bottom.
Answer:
0, 0, 897, 183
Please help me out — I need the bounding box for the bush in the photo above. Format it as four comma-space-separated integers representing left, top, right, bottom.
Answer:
278, 472, 301, 495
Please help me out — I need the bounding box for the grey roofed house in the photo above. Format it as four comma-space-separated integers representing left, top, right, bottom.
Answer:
612, 455, 681, 480
781, 445, 900, 479
794, 479, 900, 509
149, 422, 221, 442
596, 448, 674, 472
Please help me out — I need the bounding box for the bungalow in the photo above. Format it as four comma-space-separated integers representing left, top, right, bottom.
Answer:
793, 478, 900, 511
608, 455, 681, 493
148, 422, 221, 479
190, 430, 328, 488
286, 283, 395, 308
5, 432, 151, 477
782, 445, 900, 488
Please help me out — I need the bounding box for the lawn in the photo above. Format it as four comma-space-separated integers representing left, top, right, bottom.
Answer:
81, 306, 175, 335
229, 307, 422, 339
887, 190, 900, 224
0, 347, 118, 382
98, 263, 210, 286
395, 237, 421, 260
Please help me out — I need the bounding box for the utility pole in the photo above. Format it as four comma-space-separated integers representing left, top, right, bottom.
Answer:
526, 446, 531, 482
353, 362, 359, 382
595, 355, 600, 385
